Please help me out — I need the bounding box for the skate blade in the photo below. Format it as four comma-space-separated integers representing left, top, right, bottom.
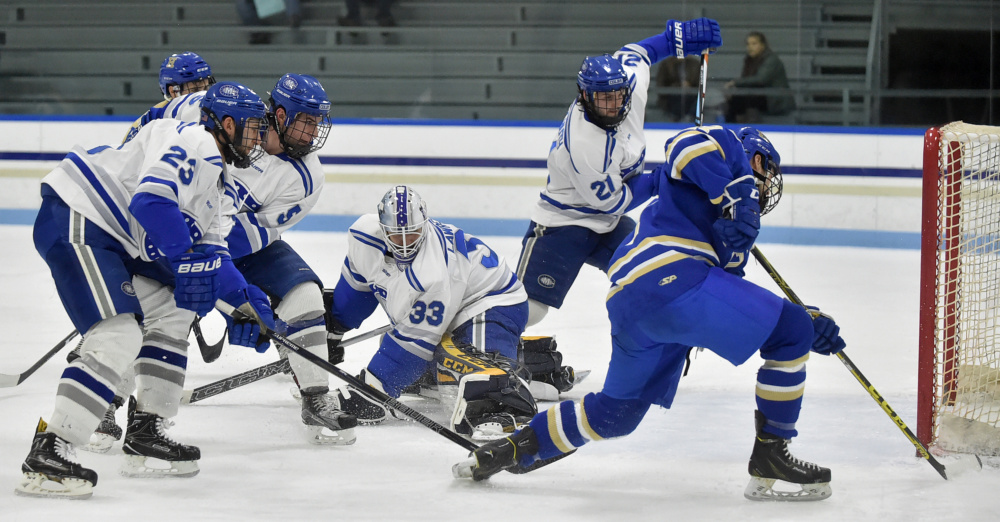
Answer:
120, 455, 199, 478
744, 477, 832, 501
305, 425, 357, 446
15, 472, 93, 499
80, 433, 117, 454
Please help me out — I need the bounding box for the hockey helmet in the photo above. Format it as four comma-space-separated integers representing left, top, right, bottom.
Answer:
377, 186, 428, 265
159, 52, 215, 99
268, 73, 333, 159
737, 126, 783, 215
200, 82, 269, 169
577, 54, 632, 130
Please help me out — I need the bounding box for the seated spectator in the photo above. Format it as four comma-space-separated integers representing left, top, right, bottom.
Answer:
339, 0, 395, 27
724, 31, 795, 123
236, 0, 303, 44
655, 56, 701, 122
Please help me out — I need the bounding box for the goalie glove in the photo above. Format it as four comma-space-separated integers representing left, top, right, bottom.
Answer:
667, 17, 722, 58
806, 306, 846, 356
712, 175, 761, 251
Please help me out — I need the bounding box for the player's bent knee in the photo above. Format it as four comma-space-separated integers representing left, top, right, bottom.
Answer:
276, 282, 325, 323
80, 314, 144, 378
759, 300, 813, 362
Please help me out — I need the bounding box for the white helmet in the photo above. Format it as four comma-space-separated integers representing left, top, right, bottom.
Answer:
377, 185, 428, 264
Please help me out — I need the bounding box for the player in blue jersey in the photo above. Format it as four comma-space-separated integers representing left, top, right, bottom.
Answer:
514, 18, 722, 331
17, 82, 275, 499
122, 51, 217, 143
455, 126, 848, 502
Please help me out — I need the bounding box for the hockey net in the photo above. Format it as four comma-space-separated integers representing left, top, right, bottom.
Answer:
918, 121, 1000, 456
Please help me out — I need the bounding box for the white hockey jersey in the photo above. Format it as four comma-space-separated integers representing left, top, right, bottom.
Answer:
532, 43, 654, 233
123, 92, 207, 143
340, 214, 526, 359
41, 118, 231, 261
222, 151, 325, 257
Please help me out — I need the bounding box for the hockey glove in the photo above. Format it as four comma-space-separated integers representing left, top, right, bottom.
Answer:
170, 251, 222, 317
807, 306, 846, 356
223, 285, 275, 353
667, 18, 722, 58
712, 176, 760, 251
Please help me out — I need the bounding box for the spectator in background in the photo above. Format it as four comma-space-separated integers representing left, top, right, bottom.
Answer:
338, 0, 395, 27
236, 0, 303, 44
724, 31, 795, 123
655, 55, 701, 122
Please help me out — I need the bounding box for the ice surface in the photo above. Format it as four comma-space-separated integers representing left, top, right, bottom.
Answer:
2, 225, 998, 521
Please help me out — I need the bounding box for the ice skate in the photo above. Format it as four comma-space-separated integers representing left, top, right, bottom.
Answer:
120, 397, 200, 478
15, 419, 98, 499
81, 395, 125, 454
744, 410, 832, 501
452, 427, 538, 481
301, 387, 358, 445
335, 384, 391, 425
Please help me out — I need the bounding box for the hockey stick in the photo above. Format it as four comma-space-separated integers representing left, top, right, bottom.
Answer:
215, 301, 482, 452
192, 316, 226, 364
749, 246, 957, 480
0, 329, 79, 388
694, 50, 709, 127
182, 323, 392, 404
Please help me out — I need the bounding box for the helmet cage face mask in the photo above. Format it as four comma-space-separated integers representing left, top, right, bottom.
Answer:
160, 52, 216, 99
201, 82, 269, 169
269, 74, 333, 159
738, 127, 783, 215
577, 54, 632, 130
377, 186, 428, 264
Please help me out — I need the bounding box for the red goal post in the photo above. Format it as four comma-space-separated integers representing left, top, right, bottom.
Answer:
918, 121, 1000, 456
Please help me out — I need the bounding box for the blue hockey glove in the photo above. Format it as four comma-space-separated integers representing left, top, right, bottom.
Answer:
223, 285, 275, 353
807, 306, 846, 356
170, 251, 222, 317
712, 176, 760, 251
667, 18, 722, 58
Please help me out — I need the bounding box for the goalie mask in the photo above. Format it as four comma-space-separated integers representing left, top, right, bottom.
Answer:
377, 185, 428, 265
268, 73, 333, 159
737, 126, 783, 215
200, 82, 269, 169
577, 54, 633, 130
159, 51, 215, 100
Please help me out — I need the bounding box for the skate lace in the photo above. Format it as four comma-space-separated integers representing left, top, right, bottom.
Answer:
309, 393, 343, 417
781, 440, 820, 470
153, 417, 182, 444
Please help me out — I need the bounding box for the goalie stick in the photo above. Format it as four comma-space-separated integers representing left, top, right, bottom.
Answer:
182, 323, 392, 404
749, 245, 973, 480
215, 301, 572, 475
0, 329, 79, 388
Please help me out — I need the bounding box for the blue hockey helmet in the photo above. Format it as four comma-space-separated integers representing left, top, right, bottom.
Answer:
200, 82, 269, 169
737, 126, 783, 215
377, 185, 428, 265
268, 73, 333, 159
577, 54, 632, 130
159, 52, 215, 99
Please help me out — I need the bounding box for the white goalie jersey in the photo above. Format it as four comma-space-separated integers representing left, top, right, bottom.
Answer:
41, 118, 231, 261
531, 43, 654, 233
341, 214, 526, 358
222, 152, 324, 258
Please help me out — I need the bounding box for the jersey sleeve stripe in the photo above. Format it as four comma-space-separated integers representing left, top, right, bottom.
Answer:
539, 193, 615, 215
670, 140, 721, 181
138, 176, 178, 198
404, 266, 425, 292
350, 228, 388, 254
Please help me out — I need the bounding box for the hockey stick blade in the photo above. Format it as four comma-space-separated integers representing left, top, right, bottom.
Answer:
182, 323, 392, 404
0, 329, 79, 388
217, 301, 480, 452
750, 246, 957, 480
192, 316, 226, 364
